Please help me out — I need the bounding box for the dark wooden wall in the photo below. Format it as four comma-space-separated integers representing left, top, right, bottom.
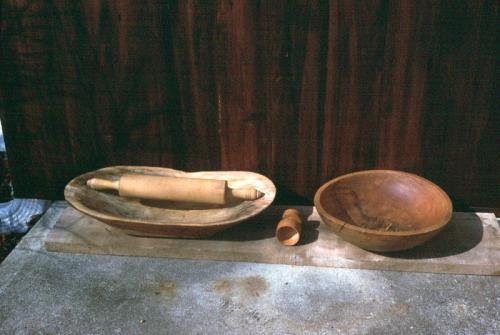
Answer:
0, 0, 498, 207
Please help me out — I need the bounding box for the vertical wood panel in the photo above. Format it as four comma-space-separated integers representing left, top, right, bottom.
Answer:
0, 0, 497, 208
170, 0, 220, 170
290, 0, 328, 196
421, 0, 498, 206
213, 0, 261, 171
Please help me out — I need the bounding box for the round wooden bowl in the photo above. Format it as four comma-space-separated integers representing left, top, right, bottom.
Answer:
65, 166, 276, 238
314, 170, 452, 252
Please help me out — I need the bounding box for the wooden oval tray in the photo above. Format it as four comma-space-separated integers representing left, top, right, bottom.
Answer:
64, 166, 276, 238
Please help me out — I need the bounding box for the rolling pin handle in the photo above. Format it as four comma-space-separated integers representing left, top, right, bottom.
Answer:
87, 178, 120, 191
229, 187, 264, 201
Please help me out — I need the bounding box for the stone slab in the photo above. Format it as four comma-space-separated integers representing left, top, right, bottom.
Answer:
0, 203, 499, 334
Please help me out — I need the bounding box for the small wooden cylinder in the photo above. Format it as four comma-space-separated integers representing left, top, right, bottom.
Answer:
276, 208, 303, 246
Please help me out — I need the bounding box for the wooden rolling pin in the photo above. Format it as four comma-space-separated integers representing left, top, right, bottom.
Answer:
86, 174, 264, 205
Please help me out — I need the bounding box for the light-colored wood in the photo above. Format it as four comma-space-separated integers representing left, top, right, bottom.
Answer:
87, 174, 264, 205
45, 205, 500, 276
86, 178, 119, 191
228, 187, 263, 202
64, 166, 276, 237
275, 209, 303, 246
314, 170, 453, 252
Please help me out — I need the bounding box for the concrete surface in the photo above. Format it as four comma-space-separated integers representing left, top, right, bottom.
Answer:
0, 202, 498, 335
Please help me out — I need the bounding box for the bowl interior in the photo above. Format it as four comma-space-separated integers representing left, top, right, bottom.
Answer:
318, 171, 451, 232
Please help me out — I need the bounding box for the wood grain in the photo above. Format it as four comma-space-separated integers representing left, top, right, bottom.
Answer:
314, 170, 453, 252
45, 205, 500, 276
0, 1, 498, 208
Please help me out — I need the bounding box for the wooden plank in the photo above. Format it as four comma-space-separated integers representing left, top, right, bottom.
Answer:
45, 206, 500, 276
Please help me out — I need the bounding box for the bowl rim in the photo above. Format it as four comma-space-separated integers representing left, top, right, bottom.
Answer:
313, 170, 453, 237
